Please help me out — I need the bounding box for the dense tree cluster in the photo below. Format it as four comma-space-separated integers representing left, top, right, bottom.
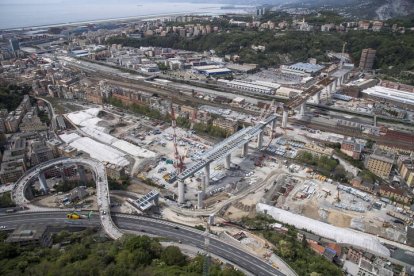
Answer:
296, 152, 347, 181
240, 215, 342, 276
0, 192, 15, 208
0, 85, 31, 112
0, 229, 243, 276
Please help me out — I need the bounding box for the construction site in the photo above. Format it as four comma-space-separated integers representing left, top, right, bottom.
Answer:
43, 78, 412, 247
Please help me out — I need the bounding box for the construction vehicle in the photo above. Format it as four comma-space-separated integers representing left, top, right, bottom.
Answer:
66, 211, 93, 220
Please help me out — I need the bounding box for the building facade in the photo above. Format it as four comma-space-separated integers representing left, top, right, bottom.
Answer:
359, 48, 376, 71
365, 149, 394, 179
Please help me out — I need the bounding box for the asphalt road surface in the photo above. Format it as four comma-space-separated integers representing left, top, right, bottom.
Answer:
0, 212, 284, 276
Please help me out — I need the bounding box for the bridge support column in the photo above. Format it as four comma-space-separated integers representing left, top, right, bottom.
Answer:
78, 165, 87, 185
326, 85, 332, 103
38, 171, 48, 193
340, 75, 344, 85
282, 109, 288, 128
333, 80, 337, 92
197, 191, 204, 209
204, 163, 210, 187
271, 118, 277, 133
225, 154, 231, 170
257, 131, 263, 149
242, 142, 248, 157
314, 92, 320, 105
300, 103, 306, 116
178, 180, 185, 204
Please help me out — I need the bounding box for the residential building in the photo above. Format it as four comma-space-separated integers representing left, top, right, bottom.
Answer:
351, 177, 374, 193
347, 247, 363, 264
0, 160, 26, 184
212, 118, 238, 134
379, 185, 412, 204
9, 38, 20, 53
357, 258, 393, 276
359, 48, 376, 71
365, 149, 394, 179
30, 142, 55, 166
6, 224, 52, 247
397, 156, 414, 187
19, 107, 48, 132
341, 137, 363, 160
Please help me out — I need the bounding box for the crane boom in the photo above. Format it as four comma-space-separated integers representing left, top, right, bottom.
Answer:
170, 101, 185, 173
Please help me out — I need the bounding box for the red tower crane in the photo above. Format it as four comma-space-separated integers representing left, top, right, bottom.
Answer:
170, 102, 185, 173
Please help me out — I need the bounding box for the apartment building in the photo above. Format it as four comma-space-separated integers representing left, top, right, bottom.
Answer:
365, 149, 394, 179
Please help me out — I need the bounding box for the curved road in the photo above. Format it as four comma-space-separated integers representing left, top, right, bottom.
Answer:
12, 157, 122, 240
0, 211, 283, 276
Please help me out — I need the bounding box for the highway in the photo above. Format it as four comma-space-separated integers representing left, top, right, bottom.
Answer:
0, 212, 284, 276
12, 157, 122, 240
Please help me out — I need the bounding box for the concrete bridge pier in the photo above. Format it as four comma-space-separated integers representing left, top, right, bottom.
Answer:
271, 118, 277, 133
197, 191, 204, 209
38, 171, 48, 193
300, 103, 306, 116
332, 80, 337, 92
225, 154, 231, 170
178, 180, 185, 204
204, 163, 210, 187
314, 92, 321, 105
242, 142, 249, 157
325, 85, 332, 103
282, 109, 288, 128
78, 165, 87, 185
257, 131, 263, 149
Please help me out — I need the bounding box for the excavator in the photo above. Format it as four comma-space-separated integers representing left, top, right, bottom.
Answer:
66, 211, 93, 220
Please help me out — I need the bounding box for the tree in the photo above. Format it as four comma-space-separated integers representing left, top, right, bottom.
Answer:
161, 246, 187, 266
0, 192, 16, 208
278, 240, 295, 260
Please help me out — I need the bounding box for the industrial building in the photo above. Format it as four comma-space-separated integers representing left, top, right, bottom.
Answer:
193, 65, 232, 76
362, 85, 414, 108
281, 63, 325, 77
218, 79, 277, 94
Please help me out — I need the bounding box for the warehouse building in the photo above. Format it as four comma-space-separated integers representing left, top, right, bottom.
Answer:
362, 85, 414, 108
218, 79, 277, 95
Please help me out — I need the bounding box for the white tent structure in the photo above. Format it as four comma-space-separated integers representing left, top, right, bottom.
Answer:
257, 203, 390, 257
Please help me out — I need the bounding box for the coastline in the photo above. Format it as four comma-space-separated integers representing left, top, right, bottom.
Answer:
0, 7, 251, 32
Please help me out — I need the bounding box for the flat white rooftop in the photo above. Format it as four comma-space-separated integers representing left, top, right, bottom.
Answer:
362, 85, 414, 106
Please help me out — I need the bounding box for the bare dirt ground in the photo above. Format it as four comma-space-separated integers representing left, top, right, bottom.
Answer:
224, 205, 250, 221
327, 210, 352, 227
127, 183, 154, 195
204, 193, 230, 208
